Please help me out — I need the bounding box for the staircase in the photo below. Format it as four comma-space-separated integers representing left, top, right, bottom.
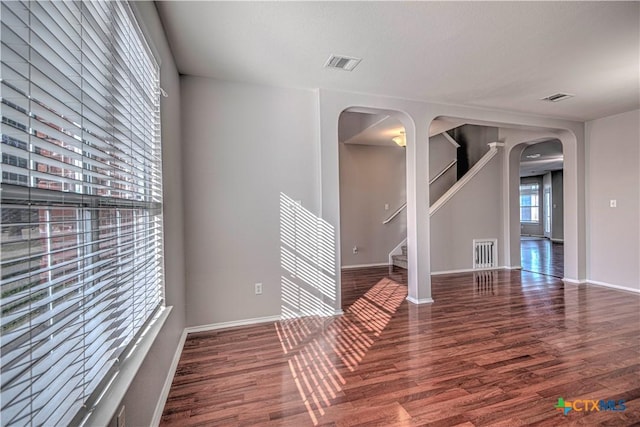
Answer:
391, 245, 407, 269
385, 123, 502, 271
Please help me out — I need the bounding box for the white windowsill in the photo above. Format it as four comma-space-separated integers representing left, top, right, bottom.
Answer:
82, 306, 173, 427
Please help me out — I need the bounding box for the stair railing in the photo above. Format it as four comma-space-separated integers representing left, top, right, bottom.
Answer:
430, 142, 504, 216
429, 159, 457, 185
383, 157, 456, 225
382, 202, 406, 224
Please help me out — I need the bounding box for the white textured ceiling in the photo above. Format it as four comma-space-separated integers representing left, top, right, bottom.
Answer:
157, 1, 639, 122
520, 139, 563, 177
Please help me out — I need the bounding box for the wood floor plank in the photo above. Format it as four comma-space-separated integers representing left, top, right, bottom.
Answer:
161, 267, 640, 426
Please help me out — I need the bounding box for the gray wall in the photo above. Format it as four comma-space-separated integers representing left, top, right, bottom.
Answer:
450, 124, 498, 176
586, 109, 640, 290
552, 170, 564, 240
339, 144, 406, 267
520, 176, 544, 236
430, 153, 504, 272
429, 133, 457, 205
181, 77, 323, 326
338, 111, 388, 143
114, 3, 186, 426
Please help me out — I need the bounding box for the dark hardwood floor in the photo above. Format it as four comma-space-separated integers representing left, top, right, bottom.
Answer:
161, 267, 640, 426
521, 238, 564, 278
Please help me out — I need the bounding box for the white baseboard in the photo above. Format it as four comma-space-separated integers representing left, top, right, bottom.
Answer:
431, 266, 508, 276
151, 328, 187, 427
152, 308, 347, 425
586, 280, 640, 294
506, 265, 522, 270
562, 278, 587, 285
185, 315, 282, 334
406, 296, 434, 304
551, 238, 564, 243
341, 262, 389, 270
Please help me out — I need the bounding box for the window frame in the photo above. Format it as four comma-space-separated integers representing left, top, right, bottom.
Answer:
519, 182, 540, 224
0, 1, 166, 425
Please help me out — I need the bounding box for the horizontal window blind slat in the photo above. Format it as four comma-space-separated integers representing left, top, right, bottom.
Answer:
0, 0, 163, 424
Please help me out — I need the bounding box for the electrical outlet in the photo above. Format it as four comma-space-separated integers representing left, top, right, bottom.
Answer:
610, 199, 617, 208
384, 203, 389, 211
353, 246, 358, 254
116, 406, 125, 427
255, 283, 263, 295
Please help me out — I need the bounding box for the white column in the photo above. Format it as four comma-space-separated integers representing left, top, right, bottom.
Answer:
406, 120, 433, 304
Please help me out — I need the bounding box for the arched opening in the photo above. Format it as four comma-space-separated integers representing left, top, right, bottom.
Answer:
518, 139, 564, 277
337, 107, 410, 309
428, 118, 503, 276
506, 129, 582, 283
426, 115, 581, 284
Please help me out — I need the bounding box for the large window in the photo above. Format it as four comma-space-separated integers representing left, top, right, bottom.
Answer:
520, 182, 540, 223
1, 2, 163, 426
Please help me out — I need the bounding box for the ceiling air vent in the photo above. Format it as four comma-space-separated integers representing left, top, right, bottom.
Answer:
324, 55, 362, 71
541, 93, 574, 102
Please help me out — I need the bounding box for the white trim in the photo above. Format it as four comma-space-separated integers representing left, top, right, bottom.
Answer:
442, 132, 461, 148
388, 238, 407, 265
151, 308, 347, 425
341, 262, 389, 270
430, 145, 500, 216
185, 315, 282, 334
551, 238, 564, 243
85, 306, 172, 426
151, 328, 187, 427
406, 296, 434, 304
562, 278, 587, 285
586, 280, 640, 294
431, 266, 508, 275
506, 265, 522, 270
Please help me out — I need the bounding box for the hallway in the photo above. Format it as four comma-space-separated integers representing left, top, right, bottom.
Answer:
520, 237, 564, 278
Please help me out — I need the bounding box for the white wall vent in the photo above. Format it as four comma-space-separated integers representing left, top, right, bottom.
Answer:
473, 239, 498, 269
324, 55, 362, 71
541, 93, 574, 102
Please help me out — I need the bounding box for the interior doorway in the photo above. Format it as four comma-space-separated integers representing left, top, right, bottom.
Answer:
518, 139, 564, 277
337, 108, 408, 306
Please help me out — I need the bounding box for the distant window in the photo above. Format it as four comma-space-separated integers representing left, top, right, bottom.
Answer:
520, 183, 540, 223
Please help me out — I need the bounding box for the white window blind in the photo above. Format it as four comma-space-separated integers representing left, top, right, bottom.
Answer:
0, 2, 164, 426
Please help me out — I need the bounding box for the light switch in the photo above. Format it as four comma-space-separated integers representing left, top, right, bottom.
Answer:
610, 200, 617, 208
384, 203, 390, 211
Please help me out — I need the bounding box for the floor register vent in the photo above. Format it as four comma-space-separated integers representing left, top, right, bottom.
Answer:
473, 239, 498, 269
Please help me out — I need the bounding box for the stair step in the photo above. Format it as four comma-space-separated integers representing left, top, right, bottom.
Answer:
391, 254, 407, 269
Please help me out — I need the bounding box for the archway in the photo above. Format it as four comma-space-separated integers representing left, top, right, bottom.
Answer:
506, 128, 583, 283
337, 107, 411, 309
518, 139, 564, 277
426, 116, 582, 284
